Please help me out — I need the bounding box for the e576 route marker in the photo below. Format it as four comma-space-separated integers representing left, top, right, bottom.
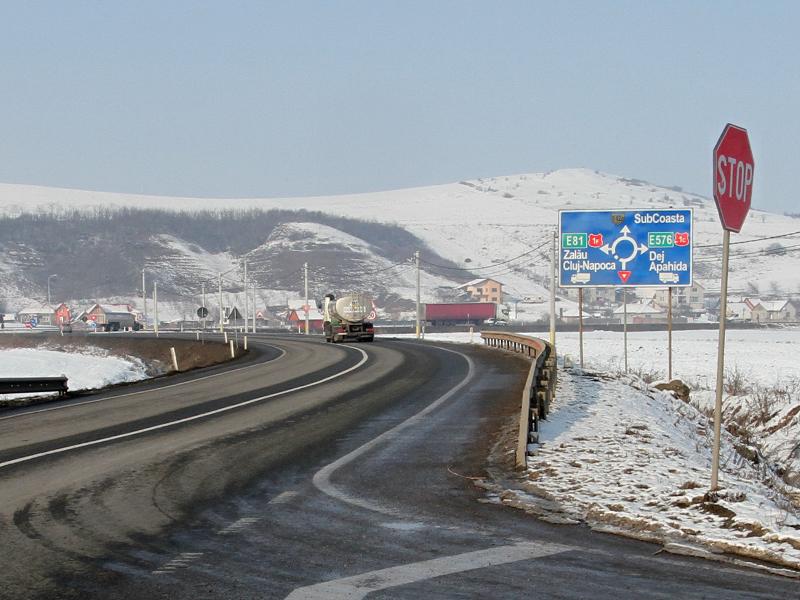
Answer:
711, 123, 754, 491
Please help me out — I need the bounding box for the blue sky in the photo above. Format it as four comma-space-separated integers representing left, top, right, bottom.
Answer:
0, 1, 797, 212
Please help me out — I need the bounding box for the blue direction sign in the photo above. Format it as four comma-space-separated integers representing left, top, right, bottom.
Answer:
559, 209, 693, 287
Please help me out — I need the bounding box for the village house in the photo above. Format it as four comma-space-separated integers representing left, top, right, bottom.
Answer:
16, 304, 55, 326
457, 278, 504, 303
287, 307, 324, 332
612, 300, 667, 324
748, 299, 798, 323
562, 287, 616, 306
650, 281, 706, 313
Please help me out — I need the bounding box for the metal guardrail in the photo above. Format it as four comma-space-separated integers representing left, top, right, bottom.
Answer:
481, 332, 557, 469
0, 376, 69, 397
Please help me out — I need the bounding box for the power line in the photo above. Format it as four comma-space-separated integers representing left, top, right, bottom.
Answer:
695, 229, 800, 249
419, 240, 549, 272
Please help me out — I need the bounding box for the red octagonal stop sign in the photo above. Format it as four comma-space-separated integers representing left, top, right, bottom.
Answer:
713, 123, 754, 233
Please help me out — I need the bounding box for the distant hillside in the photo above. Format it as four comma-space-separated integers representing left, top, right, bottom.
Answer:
0, 208, 463, 312
1, 169, 799, 316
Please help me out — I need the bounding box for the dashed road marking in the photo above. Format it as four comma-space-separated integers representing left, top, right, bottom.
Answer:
270, 491, 299, 504
285, 542, 572, 599
152, 552, 204, 575
218, 517, 261, 535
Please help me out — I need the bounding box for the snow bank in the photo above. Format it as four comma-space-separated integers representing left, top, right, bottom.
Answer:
0, 347, 149, 401
502, 367, 800, 571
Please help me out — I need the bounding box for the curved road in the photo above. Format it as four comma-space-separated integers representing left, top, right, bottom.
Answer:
0, 335, 794, 599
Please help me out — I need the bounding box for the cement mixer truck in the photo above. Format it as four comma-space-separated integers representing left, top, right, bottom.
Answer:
321, 293, 375, 343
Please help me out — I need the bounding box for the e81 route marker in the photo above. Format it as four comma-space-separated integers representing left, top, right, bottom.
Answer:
559, 209, 693, 287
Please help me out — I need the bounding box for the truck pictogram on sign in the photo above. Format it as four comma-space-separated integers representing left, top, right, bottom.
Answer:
559, 209, 693, 288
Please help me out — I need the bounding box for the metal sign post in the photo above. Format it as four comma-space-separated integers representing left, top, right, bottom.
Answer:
623, 289, 628, 373
578, 288, 584, 368
550, 230, 557, 348
710, 123, 754, 491
668, 287, 673, 381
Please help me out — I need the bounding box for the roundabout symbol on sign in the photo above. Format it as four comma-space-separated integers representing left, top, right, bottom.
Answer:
598, 226, 649, 269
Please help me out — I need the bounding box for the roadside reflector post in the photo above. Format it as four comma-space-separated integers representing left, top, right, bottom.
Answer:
578, 288, 584, 368
469, 326, 473, 343
170, 347, 179, 372
224, 332, 228, 344
195, 331, 199, 341
244, 335, 248, 350
230, 339, 235, 358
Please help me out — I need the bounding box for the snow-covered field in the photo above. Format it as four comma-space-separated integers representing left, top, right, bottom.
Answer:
387, 329, 800, 572
0, 347, 149, 401
388, 327, 800, 387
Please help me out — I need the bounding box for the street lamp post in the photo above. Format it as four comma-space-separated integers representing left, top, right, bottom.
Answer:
47, 274, 57, 305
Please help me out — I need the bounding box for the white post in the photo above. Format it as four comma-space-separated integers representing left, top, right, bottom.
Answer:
711, 230, 731, 491
244, 335, 248, 350
550, 230, 557, 348
415, 250, 421, 339
201, 282, 206, 332
142, 269, 147, 324
469, 325, 473, 343
218, 272, 224, 333
304, 262, 309, 335
196, 331, 199, 341
229, 339, 235, 358
252, 282, 257, 333
170, 347, 179, 371
154, 281, 159, 337
224, 331, 228, 344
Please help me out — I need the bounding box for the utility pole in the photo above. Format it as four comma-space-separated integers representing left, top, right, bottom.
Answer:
550, 230, 556, 348
252, 281, 257, 333
304, 262, 309, 335
243, 258, 248, 333
415, 250, 421, 339
153, 281, 159, 337
218, 272, 224, 333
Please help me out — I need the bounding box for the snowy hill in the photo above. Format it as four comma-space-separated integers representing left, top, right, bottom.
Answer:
1, 169, 798, 316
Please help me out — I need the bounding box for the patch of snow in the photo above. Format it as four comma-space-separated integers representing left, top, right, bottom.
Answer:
0, 347, 149, 401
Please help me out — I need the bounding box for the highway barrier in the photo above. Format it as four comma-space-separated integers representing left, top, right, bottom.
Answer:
481, 332, 557, 469
0, 376, 69, 397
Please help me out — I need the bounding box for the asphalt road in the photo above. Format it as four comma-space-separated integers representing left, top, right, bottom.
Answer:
0, 335, 795, 599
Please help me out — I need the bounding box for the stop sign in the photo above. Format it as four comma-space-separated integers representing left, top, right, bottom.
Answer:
713, 123, 754, 233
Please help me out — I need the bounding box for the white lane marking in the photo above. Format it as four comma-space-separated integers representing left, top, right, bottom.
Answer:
0, 347, 368, 470
152, 551, 204, 575
218, 517, 261, 535
269, 491, 299, 504
285, 542, 572, 599
312, 346, 475, 516
0, 343, 288, 422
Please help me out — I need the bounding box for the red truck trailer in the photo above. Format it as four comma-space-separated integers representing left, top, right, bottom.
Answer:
423, 303, 497, 325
